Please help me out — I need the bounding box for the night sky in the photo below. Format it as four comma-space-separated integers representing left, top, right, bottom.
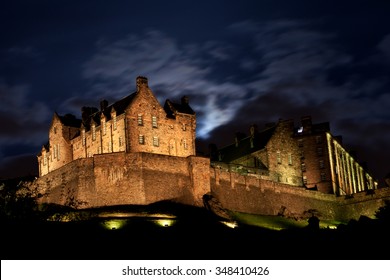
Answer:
1, 0, 389, 184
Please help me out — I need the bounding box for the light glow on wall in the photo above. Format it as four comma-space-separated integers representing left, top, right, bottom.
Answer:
154, 219, 176, 227
101, 219, 128, 230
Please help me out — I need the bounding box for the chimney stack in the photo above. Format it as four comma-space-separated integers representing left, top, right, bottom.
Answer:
100, 99, 108, 111
136, 76, 148, 91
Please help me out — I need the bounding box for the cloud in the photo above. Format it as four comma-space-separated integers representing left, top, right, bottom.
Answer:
0, 82, 50, 147
80, 30, 250, 138
76, 21, 389, 179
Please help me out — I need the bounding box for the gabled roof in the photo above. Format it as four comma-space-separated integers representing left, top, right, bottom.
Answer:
164, 97, 195, 118
217, 125, 276, 163
87, 92, 137, 127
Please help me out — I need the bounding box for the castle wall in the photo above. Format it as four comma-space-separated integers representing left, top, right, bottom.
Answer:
210, 166, 390, 222
34, 152, 210, 209
33, 151, 389, 222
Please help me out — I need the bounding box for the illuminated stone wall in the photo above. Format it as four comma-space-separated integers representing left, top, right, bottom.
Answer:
33, 152, 210, 208
210, 166, 390, 221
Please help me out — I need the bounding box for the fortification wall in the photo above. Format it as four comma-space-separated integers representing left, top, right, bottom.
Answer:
33, 152, 390, 222
210, 166, 390, 221
33, 152, 210, 209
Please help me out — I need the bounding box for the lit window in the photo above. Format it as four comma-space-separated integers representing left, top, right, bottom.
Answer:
92, 125, 96, 140
277, 151, 281, 164
139, 135, 145, 144
113, 116, 117, 130
153, 136, 159, 147
301, 163, 306, 172
303, 175, 307, 185
152, 116, 158, 128
103, 121, 106, 135
138, 114, 143, 126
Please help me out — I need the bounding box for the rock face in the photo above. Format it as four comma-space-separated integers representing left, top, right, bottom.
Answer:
203, 193, 233, 221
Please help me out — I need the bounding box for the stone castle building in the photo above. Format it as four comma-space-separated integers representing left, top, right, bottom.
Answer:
33, 76, 389, 222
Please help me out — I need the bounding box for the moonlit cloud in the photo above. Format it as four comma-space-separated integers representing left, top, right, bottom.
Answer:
79, 30, 252, 138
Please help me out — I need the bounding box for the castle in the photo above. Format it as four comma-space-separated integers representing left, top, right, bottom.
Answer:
32, 76, 390, 222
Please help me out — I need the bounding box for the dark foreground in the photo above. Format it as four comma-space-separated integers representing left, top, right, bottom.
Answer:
2, 203, 390, 260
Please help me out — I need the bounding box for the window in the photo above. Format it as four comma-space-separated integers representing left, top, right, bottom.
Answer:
316, 136, 322, 144
103, 121, 106, 135
317, 147, 323, 156
113, 116, 117, 130
183, 139, 188, 150
288, 153, 292, 165
319, 159, 324, 169
119, 136, 123, 147
53, 145, 57, 159
153, 136, 159, 147
57, 144, 60, 160
152, 116, 158, 128
139, 135, 145, 144
92, 125, 96, 140
182, 123, 186, 131
138, 114, 143, 126
301, 163, 306, 172
277, 151, 281, 164
321, 172, 326, 181
303, 175, 307, 185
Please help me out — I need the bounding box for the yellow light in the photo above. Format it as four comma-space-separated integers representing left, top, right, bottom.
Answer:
220, 220, 238, 228
154, 219, 175, 227
101, 219, 127, 230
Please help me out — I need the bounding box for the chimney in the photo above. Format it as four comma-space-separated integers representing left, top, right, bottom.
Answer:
136, 76, 148, 91
100, 99, 108, 111
181, 96, 189, 105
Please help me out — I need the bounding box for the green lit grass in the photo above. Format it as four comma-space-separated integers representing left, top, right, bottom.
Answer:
230, 211, 346, 230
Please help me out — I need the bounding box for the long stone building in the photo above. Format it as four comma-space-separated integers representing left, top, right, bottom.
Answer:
33, 76, 389, 222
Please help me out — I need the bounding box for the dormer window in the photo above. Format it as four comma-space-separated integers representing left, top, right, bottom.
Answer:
92, 125, 96, 140
113, 116, 117, 130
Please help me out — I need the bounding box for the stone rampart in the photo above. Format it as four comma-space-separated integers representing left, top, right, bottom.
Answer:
210, 166, 390, 221
34, 152, 210, 208
33, 152, 390, 222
